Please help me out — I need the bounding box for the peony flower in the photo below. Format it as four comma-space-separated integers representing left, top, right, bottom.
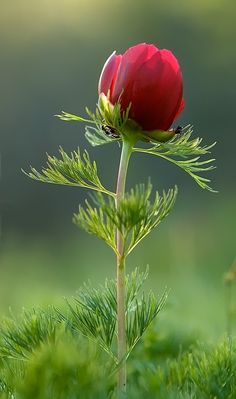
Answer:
98, 43, 184, 138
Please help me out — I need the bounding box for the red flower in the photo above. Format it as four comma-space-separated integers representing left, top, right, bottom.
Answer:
98, 43, 184, 132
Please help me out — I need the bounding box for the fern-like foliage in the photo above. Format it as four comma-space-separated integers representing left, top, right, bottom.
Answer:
56, 110, 118, 147
74, 182, 177, 256
85, 125, 120, 147
23, 147, 114, 197
57, 268, 166, 362
73, 197, 117, 253
0, 327, 235, 399
190, 340, 235, 398
0, 309, 56, 361
165, 338, 236, 399
125, 267, 149, 310
84, 101, 130, 147
134, 125, 216, 192
55, 111, 92, 124
56, 95, 130, 147
57, 281, 117, 358
126, 290, 167, 356
113, 183, 177, 255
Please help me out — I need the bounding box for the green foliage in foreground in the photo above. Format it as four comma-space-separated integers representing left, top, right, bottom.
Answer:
0, 304, 235, 398
57, 268, 167, 361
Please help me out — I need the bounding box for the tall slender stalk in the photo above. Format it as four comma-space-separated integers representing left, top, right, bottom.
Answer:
116, 138, 134, 395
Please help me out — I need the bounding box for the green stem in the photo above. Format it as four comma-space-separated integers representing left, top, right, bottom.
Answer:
116, 138, 134, 395
225, 281, 232, 338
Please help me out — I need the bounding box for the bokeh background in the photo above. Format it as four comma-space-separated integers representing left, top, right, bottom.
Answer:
1, 0, 236, 338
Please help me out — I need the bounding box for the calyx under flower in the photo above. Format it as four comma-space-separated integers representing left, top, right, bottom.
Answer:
98, 93, 181, 144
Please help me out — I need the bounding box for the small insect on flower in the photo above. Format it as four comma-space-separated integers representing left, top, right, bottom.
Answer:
174, 126, 183, 135
101, 124, 120, 138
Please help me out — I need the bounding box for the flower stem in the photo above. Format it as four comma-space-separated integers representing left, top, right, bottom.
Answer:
116, 138, 134, 395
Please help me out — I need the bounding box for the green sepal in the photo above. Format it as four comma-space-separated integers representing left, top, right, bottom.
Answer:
141, 128, 177, 143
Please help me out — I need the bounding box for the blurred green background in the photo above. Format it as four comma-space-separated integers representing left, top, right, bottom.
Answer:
1, 0, 236, 338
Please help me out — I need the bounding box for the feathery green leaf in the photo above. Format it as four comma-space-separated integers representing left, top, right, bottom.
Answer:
23, 147, 115, 197
74, 183, 177, 255
126, 290, 167, 357
58, 268, 166, 361
0, 309, 56, 361
55, 111, 93, 123
73, 196, 117, 253
134, 125, 216, 192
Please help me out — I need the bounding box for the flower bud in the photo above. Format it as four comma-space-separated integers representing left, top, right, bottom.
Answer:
98, 43, 184, 142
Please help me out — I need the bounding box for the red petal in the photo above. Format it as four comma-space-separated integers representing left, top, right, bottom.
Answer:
173, 98, 185, 121
111, 43, 158, 103
118, 48, 184, 130
98, 51, 122, 98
